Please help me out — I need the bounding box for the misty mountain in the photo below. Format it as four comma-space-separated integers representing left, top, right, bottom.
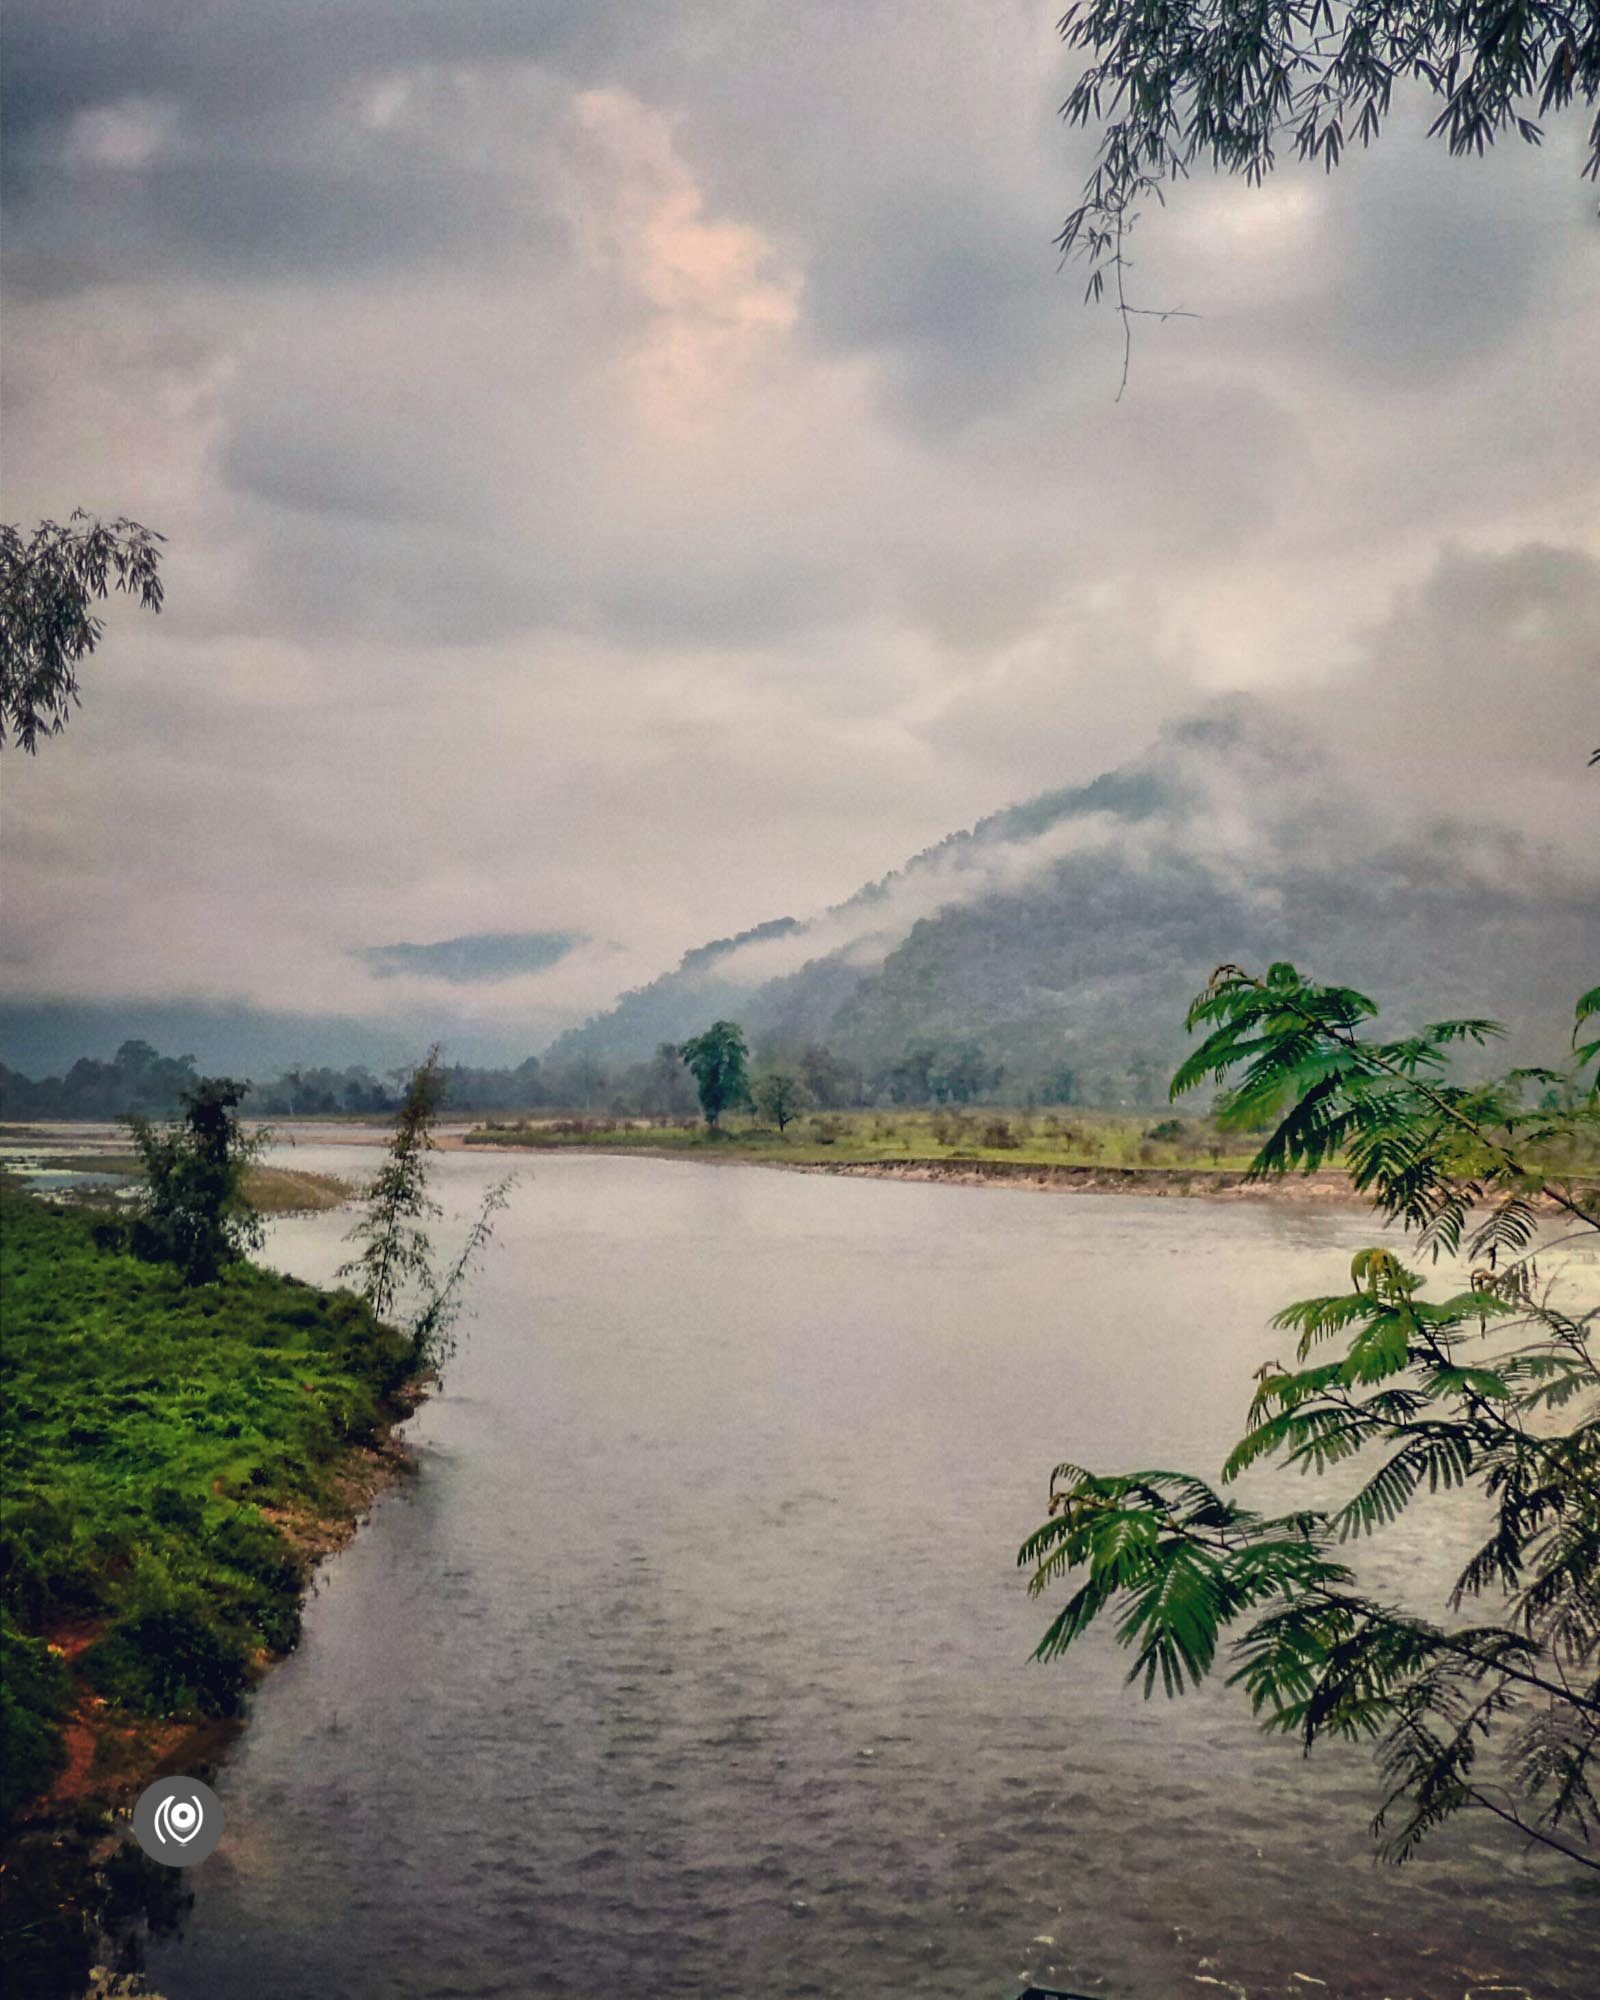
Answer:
549, 704, 1600, 1095
354, 930, 586, 983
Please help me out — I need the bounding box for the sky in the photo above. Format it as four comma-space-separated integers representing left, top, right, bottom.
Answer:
3, 1, 1597, 1063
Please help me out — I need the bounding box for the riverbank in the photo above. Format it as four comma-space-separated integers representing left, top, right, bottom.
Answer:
782, 1154, 1358, 1199
0, 1183, 422, 2000
456, 1111, 1373, 1202
0, 1138, 352, 1217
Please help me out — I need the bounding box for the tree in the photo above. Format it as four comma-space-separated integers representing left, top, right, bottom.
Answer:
752, 1069, 808, 1133
340, 1046, 513, 1373
1, 513, 165, 752
339, 1047, 446, 1324
679, 1021, 751, 1130
127, 1078, 264, 1286
1021, 963, 1600, 1872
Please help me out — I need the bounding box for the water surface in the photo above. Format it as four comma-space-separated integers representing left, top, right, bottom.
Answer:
145, 1150, 1596, 1997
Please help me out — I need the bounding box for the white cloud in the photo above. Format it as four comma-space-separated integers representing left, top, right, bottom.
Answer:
1, 5, 1596, 1055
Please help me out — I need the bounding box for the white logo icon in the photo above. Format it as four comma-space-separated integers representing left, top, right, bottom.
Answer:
134, 1775, 222, 1866
153, 1793, 204, 1845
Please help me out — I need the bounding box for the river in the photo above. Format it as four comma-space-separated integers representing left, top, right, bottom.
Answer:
142, 1146, 1595, 1997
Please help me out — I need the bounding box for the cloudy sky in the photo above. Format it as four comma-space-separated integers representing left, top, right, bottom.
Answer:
3, 1, 1596, 1059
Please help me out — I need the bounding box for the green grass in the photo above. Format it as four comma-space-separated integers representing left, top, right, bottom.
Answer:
21, 1154, 352, 1215
0, 1182, 415, 1829
465, 1106, 1270, 1173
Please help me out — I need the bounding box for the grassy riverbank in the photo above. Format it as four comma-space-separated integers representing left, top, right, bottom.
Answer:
17, 1151, 352, 1216
465, 1107, 1272, 1175
463, 1108, 1600, 1206
0, 1182, 418, 1995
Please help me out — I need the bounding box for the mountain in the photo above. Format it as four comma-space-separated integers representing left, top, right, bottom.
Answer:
548, 702, 1600, 1096
354, 930, 586, 983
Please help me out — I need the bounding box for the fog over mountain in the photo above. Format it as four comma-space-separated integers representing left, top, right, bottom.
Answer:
5, 695, 1590, 1090
550, 700, 1600, 1093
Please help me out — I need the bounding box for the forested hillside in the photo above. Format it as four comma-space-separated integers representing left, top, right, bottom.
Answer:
551, 705, 1599, 1101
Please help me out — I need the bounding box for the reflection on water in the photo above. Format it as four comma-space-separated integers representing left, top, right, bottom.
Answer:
144, 1150, 1597, 1997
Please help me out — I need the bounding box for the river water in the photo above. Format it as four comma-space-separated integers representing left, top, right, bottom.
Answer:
144, 1148, 1595, 1998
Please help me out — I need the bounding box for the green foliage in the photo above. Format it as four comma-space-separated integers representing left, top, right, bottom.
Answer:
127, 1077, 266, 1285
1055, 0, 1600, 305
0, 512, 165, 752
0, 1613, 71, 1823
465, 1104, 1270, 1174
751, 1069, 808, 1132
0, 1183, 415, 1826
1023, 965, 1600, 1873
1176, 961, 1599, 1255
340, 1046, 513, 1374
679, 1020, 751, 1129
339, 1046, 445, 1322
80, 1579, 258, 1720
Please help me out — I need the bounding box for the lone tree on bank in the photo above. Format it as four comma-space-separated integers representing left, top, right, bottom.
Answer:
752, 1069, 808, 1133
127, 1077, 264, 1286
1, 513, 165, 752
341, 1046, 447, 1325
680, 1021, 751, 1131
340, 1046, 514, 1376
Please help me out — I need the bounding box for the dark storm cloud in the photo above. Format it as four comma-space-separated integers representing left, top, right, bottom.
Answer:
802, 186, 1071, 435
0, 1, 612, 137
2, 157, 566, 299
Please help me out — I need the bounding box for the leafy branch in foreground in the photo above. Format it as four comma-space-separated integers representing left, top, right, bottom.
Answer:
340, 1046, 515, 1373
1056, 1, 1600, 304
1, 513, 165, 752
1175, 961, 1600, 1254
1023, 966, 1600, 1871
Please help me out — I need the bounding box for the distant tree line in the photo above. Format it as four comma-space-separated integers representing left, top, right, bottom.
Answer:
0, 1040, 205, 1121
0, 1033, 1186, 1123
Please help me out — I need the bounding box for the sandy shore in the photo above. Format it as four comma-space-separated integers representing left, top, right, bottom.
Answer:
774, 1155, 1359, 1201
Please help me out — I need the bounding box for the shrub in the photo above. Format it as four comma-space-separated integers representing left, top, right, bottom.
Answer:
81, 1577, 256, 1720
0, 1613, 71, 1821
